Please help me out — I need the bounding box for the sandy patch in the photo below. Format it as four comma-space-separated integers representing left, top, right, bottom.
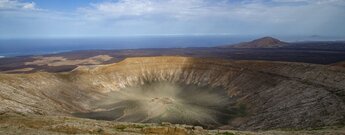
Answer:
25, 55, 113, 66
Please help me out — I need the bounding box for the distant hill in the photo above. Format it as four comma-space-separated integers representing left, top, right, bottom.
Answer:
220, 37, 288, 48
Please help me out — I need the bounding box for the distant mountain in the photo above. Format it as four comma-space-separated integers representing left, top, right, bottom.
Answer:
220, 37, 288, 48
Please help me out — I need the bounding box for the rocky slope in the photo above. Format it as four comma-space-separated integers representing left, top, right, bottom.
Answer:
0, 56, 345, 131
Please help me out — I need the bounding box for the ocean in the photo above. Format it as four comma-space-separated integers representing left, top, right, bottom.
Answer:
0, 35, 252, 57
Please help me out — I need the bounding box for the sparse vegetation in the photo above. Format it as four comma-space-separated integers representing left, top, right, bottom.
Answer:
0, 114, 345, 135
114, 125, 127, 131
216, 132, 236, 135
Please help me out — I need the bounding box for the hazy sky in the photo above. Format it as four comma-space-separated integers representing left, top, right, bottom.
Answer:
0, 0, 345, 38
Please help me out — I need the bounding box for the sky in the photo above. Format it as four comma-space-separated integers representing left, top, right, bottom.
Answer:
0, 0, 345, 38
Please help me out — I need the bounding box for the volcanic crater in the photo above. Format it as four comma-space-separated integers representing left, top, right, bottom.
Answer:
1, 56, 345, 130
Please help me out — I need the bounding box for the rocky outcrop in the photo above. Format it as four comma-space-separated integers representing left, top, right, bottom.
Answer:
0, 56, 345, 130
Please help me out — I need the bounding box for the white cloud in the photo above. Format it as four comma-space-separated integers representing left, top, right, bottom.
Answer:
75, 0, 345, 36
0, 0, 37, 10
22, 2, 35, 10
0, 0, 345, 37
78, 0, 345, 23
94, 0, 153, 16
79, 0, 213, 20
272, 0, 345, 6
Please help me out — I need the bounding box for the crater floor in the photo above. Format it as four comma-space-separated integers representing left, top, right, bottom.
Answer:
73, 82, 244, 129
